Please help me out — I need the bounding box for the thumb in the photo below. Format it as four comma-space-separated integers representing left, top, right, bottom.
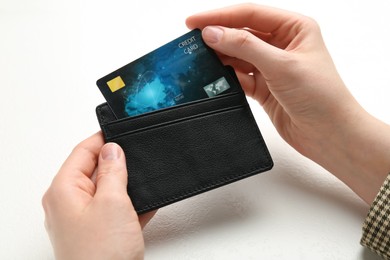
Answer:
95, 143, 129, 198
201, 26, 283, 74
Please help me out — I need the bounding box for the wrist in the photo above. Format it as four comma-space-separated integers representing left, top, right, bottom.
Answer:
305, 104, 390, 203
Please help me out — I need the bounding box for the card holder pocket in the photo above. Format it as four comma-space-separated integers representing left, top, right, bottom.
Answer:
96, 91, 273, 214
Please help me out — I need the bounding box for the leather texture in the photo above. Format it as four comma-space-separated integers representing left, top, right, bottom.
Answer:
96, 89, 273, 214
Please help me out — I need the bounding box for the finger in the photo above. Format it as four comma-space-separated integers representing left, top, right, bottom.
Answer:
235, 70, 270, 105
201, 26, 284, 76
235, 71, 256, 97
42, 132, 105, 222
220, 55, 257, 74
244, 28, 287, 50
95, 143, 129, 198
139, 210, 157, 229
57, 132, 104, 180
186, 3, 300, 35
244, 28, 273, 44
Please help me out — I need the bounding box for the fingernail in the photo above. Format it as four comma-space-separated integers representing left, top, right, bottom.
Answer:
101, 143, 120, 160
203, 26, 223, 44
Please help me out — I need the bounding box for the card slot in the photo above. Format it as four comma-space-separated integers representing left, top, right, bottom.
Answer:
97, 91, 246, 139
105, 104, 273, 213
105, 104, 246, 141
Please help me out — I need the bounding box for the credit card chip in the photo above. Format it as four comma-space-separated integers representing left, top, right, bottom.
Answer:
107, 76, 125, 92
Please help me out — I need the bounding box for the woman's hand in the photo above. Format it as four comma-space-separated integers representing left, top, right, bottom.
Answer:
42, 132, 155, 260
187, 3, 390, 203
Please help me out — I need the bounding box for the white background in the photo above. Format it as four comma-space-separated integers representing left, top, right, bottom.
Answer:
1, 0, 390, 259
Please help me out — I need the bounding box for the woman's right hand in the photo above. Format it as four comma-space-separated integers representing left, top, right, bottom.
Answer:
187, 3, 390, 203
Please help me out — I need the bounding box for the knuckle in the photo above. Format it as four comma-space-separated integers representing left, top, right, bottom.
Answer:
299, 15, 321, 33
41, 190, 50, 211
96, 166, 118, 183
41, 181, 68, 213
234, 29, 253, 49
99, 191, 129, 207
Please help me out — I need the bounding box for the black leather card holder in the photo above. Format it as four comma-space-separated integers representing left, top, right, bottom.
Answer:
96, 89, 273, 214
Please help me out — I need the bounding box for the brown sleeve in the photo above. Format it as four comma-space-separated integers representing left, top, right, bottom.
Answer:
361, 173, 390, 259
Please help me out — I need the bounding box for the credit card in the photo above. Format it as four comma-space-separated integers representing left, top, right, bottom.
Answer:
97, 29, 239, 119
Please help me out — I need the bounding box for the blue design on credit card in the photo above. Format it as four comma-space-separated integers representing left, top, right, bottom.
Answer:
97, 29, 237, 119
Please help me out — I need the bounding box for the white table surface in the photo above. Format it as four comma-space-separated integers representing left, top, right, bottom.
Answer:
1, 0, 389, 259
